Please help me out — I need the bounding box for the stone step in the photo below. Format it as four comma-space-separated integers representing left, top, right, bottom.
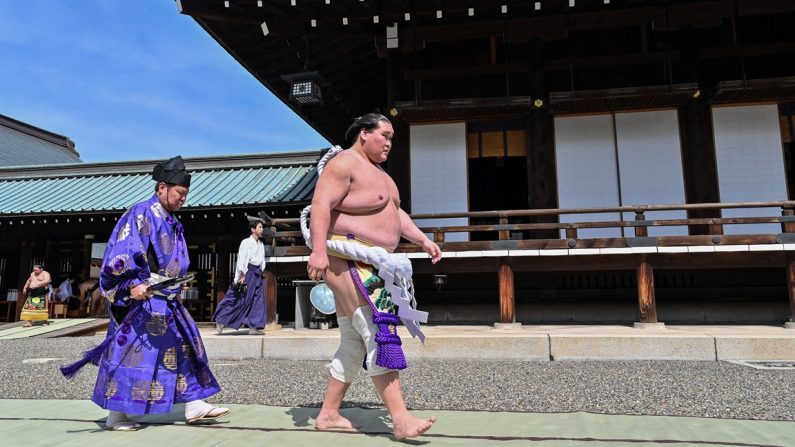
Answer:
199, 325, 795, 362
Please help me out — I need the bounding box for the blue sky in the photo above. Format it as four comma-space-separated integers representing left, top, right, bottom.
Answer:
0, 0, 329, 162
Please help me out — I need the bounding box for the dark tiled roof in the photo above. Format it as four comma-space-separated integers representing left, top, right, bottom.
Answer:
0, 114, 81, 166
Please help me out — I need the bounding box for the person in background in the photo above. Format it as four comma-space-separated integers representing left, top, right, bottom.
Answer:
21, 264, 51, 327
213, 217, 267, 335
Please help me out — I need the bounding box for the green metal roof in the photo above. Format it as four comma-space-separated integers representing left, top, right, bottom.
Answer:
0, 151, 322, 216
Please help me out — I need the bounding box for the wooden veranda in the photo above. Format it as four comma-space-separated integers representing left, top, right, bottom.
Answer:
262, 200, 795, 326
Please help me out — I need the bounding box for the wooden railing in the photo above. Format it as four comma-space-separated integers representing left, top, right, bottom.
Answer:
262, 200, 795, 326
267, 201, 795, 256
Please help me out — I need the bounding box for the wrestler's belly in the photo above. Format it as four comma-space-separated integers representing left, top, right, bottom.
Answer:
330, 209, 401, 250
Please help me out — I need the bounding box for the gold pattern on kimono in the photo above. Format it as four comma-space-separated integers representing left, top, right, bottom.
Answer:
131, 380, 149, 400
181, 343, 195, 360
105, 378, 118, 398
116, 222, 131, 242
175, 374, 188, 394
121, 346, 144, 368
162, 347, 178, 370
131, 380, 164, 402
150, 202, 169, 220
148, 381, 165, 401
158, 231, 174, 256
136, 214, 151, 237
146, 313, 168, 336
109, 254, 131, 276
164, 258, 181, 278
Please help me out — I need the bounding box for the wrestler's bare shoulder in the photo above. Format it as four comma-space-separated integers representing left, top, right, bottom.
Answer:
324, 150, 361, 172
326, 150, 385, 178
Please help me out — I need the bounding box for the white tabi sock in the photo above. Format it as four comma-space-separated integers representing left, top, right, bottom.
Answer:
185, 400, 230, 422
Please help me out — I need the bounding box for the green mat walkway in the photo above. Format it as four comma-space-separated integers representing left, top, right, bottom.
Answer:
0, 319, 97, 340
1, 399, 793, 447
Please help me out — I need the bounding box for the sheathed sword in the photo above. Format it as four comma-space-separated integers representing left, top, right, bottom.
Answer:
147, 272, 195, 293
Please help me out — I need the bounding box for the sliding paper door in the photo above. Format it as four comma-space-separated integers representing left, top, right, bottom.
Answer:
713, 104, 787, 234
410, 122, 469, 241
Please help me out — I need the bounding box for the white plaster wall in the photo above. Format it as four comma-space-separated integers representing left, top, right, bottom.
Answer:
410, 122, 469, 242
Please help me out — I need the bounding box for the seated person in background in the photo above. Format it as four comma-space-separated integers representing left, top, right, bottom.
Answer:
55, 278, 75, 303
53, 277, 83, 316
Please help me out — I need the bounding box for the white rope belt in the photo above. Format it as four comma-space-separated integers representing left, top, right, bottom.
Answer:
300, 146, 428, 342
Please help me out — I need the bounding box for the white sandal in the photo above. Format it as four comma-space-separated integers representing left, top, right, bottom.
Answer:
106, 411, 141, 431
185, 400, 230, 424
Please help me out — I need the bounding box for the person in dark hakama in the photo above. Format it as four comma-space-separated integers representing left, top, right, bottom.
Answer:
60, 156, 229, 431
213, 218, 267, 335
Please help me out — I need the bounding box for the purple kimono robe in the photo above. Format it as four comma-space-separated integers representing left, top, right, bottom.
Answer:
91, 194, 221, 414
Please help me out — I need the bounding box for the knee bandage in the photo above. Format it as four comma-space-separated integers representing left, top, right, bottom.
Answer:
329, 307, 398, 382
329, 314, 365, 383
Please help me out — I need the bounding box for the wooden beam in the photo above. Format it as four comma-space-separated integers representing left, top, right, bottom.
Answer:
636, 256, 658, 324
405, 63, 528, 81
402, 0, 792, 45
787, 253, 795, 324
498, 258, 515, 324
178, 0, 263, 25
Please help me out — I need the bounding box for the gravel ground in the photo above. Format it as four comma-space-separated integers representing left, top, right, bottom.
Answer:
1, 337, 794, 421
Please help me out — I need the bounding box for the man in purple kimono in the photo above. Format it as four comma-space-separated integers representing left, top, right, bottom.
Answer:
61, 156, 229, 431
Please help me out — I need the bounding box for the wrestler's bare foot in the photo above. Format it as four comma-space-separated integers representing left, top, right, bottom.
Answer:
392, 414, 436, 440
22, 322, 32, 327
315, 412, 362, 430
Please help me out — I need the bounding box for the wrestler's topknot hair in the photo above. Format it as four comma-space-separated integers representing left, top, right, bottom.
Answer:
344, 113, 391, 144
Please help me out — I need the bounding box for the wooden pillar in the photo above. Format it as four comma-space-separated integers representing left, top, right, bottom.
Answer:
264, 271, 280, 330
80, 237, 92, 281
498, 217, 510, 241
217, 238, 230, 293
498, 258, 515, 323
634, 212, 648, 237
636, 256, 658, 323
385, 50, 412, 212
782, 208, 795, 234
16, 243, 32, 322
678, 99, 722, 235
526, 38, 558, 239
786, 253, 795, 324
386, 119, 411, 213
